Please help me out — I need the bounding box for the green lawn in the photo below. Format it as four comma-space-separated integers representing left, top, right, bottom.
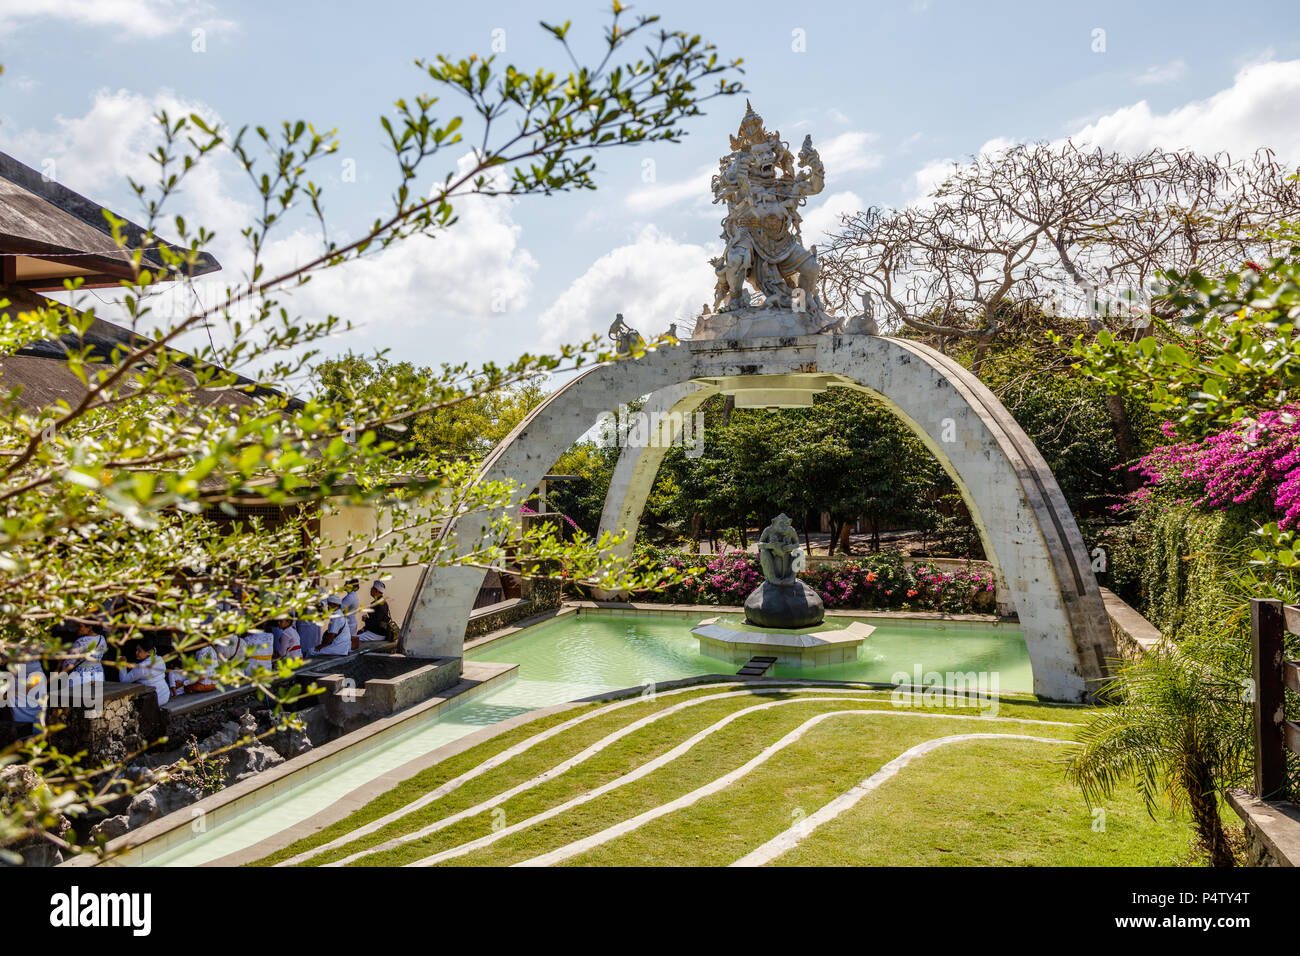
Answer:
774, 736, 1195, 866
252, 683, 1198, 867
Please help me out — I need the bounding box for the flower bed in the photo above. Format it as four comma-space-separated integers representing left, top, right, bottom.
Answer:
629, 546, 996, 614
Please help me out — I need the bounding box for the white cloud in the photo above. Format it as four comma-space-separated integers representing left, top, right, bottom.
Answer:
624, 164, 714, 215
1, 87, 250, 249
909, 157, 955, 202
536, 225, 716, 349
256, 173, 537, 352
801, 190, 862, 247
1135, 59, 1187, 86
0, 0, 234, 38
1, 92, 538, 372
815, 130, 883, 175
903, 59, 1300, 207
1075, 59, 1300, 162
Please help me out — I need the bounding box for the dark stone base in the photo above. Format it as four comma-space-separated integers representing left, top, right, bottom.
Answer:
743, 581, 825, 629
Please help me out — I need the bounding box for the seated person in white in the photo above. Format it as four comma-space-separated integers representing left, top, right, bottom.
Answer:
271, 616, 302, 661
7, 640, 48, 731
120, 639, 170, 706
356, 580, 396, 642
341, 581, 361, 646
316, 595, 352, 656
243, 627, 275, 676
185, 632, 247, 694
61, 620, 106, 688
294, 611, 322, 657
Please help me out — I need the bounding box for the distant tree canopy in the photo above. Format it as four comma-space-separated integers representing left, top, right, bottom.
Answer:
313, 354, 549, 461
544, 332, 1155, 554
547, 389, 957, 555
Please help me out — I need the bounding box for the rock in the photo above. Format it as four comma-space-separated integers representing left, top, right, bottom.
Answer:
744, 580, 825, 629
197, 719, 242, 754
19, 843, 63, 867
226, 742, 284, 782
89, 814, 130, 843
0, 764, 41, 809
127, 781, 202, 829
268, 727, 313, 759
126, 788, 159, 829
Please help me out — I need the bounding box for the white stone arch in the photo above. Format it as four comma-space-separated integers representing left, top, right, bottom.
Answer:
404, 334, 1116, 702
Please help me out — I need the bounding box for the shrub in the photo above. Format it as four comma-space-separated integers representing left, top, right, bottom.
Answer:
629, 547, 995, 614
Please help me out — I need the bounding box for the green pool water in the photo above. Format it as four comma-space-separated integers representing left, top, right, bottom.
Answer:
142, 611, 1030, 866
467, 612, 1032, 694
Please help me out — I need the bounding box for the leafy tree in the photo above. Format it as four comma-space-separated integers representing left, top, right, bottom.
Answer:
314, 355, 548, 461
822, 145, 1300, 487
979, 342, 1160, 516
549, 440, 620, 534
650, 390, 943, 554
0, 8, 741, 861
1073, 233, 1300, 564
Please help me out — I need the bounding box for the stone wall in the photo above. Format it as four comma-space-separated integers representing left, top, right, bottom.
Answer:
1098, 587, 1162, 659
465, 597, 539, 639
162, 687, 264, 745
1226, 788, 1300, 866
48, 683, 163, 766
318, 655, 460, 730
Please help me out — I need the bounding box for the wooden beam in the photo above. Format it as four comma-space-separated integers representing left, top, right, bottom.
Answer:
1286, 660, 1300, 698
1252, 598, 1288, 800
1287, 721, 1300, 761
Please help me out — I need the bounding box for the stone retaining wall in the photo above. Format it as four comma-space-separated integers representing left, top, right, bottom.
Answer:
1098, 587, 1162, 659
1227, 789, 1300, 866
48, 683, 163, 766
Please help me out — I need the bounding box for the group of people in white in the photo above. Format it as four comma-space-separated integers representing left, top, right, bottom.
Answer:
3, 579, 397, 735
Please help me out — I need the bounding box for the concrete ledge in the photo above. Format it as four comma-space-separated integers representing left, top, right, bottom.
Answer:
1098, 587, 1162, 658
567, 600, 1009, 626
470, 597, 529, 619
464, 604, 578, 653
1227, 788, 1300, 866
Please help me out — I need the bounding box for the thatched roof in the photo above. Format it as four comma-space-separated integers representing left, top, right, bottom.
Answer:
0, 153, 300, 416
0, 150, 220, 290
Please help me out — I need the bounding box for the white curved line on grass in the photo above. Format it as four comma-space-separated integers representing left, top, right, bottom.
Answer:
730, 733, 1075, 867
408, 705, 1075, 868
276, 680, 753, 866
320, 687, 894, 867
512, 722, 1075, 868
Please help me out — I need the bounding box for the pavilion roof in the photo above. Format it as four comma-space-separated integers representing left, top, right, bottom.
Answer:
0, 150, 221, 291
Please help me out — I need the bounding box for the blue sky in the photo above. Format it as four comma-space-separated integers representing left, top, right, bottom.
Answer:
2, 0, 1300, 376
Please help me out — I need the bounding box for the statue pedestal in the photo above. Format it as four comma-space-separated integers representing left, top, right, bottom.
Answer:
692, 619, 873, 669
744, 580, 825, 629
692, 305, 830, 341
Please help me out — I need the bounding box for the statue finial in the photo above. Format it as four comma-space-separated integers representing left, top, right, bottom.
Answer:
730, 101, 770, 151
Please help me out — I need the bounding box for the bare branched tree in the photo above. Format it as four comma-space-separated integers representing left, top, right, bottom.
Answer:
819, 141, 1300, 480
